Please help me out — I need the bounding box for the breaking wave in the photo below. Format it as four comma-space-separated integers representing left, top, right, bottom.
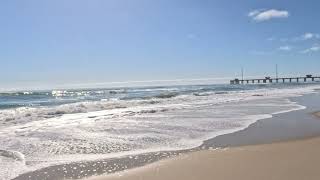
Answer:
0, 83, 320, 179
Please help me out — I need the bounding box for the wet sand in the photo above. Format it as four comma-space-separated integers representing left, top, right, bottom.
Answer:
88, 103, 320, 180
91, 136, 320, 180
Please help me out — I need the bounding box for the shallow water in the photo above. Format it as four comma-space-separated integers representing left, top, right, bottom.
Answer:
0, 83, 319, 179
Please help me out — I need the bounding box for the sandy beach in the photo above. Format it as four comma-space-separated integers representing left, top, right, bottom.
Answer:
86, 112, 320, 180
3, 1, 320, 180
89, 135, 320, 180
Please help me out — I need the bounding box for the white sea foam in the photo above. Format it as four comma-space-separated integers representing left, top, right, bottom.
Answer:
0, 84, 319, 179
0, 150, 25, 163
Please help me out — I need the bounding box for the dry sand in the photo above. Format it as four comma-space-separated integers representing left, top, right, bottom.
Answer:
86, 113, 320, 180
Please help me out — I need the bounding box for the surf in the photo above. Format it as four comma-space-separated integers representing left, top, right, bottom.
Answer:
0, 150, 25, 163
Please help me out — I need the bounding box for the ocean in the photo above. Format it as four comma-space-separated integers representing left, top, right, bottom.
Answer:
0, 83, 319, 179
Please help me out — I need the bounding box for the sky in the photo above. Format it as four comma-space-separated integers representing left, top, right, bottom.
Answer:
1, 0, 320, 90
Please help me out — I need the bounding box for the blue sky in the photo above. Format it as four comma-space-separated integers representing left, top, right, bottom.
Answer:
1, 0, 320, 90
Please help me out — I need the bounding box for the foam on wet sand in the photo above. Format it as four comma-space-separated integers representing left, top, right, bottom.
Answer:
88, 111, 320, 180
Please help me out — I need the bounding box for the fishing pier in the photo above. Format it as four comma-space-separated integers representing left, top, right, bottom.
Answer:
230, 75, 319, 84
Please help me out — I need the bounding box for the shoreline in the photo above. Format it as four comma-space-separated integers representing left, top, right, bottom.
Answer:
91, 112, 320, 180
88, 93, 320, 180
91, 135, 320, 180
13, 92, 320, 180
313, 111, 320, 118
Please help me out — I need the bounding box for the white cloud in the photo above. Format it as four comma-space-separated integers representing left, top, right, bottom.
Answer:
302, 33, 320, 40
248, 9, 263, 17
303, 33, 314, 39
248, 9, 289, 22
271, 33, 320, 43
301, 45, 320, 53
278, 46, 292, 51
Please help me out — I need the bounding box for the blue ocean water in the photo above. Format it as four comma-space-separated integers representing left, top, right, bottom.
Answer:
0, 83, 319, 179
0, 83, 314, 110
